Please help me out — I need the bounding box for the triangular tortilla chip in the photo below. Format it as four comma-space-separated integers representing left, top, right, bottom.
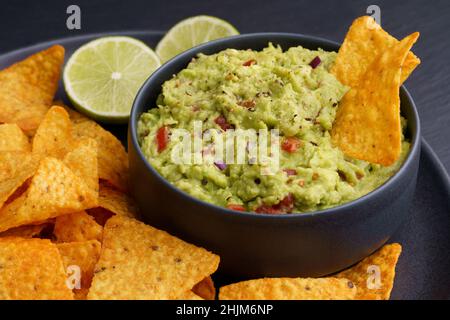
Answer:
54, 211, 103, 243
0, 123, 30, 152
219, 277, 357, 300
72, 121, 129, 192
63, 137, 99, 196
0, 45, 65, 133
57, 240, 101, 300
32, 106, 74, 159
87, 216, 220, 300
0, 223, 49, 238
336, 243, 402, 300
0, 151, 38, 209
331, 32, 419, 165
0, 237, 73, 300
192, 276, 216, 300
87, 185, 139, 224
53, 100, 90, 124
0, 157, 98, 232
332, 16, 420, 86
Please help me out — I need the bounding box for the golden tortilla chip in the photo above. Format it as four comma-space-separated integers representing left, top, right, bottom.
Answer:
0, 237, 73, 299
90, 184, 139, 221
88, 216, 220, 300
0, 223, 49, 238
0, 45, 65, 133
336, 243, 402, 300
219, 277, 357, 300
54, 211, 103, 243
63, 137, 99, 196
192, 276, 216, 300
331, 32, 419, 165
176, 291, 204, 300
0, 157, 98, 232
0, 123, 30, 152
0, 151, 38, 209
57, 240, 101, 300
332, 16, 420, 87
32, 106, 73, 159
53, 100, 90, 124
72, 121, 129, 192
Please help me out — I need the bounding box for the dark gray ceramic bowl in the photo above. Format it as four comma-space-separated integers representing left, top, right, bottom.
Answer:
128, 33, 421, 278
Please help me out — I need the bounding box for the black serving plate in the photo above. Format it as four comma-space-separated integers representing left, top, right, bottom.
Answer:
1, 31, 448, 300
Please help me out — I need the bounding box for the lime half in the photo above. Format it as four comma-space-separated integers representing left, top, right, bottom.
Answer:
64, 36, 161, 123
156, 15, 239, 63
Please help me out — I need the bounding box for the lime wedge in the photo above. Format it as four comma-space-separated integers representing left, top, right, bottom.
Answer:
156, 15, 239, 63
63, 36, 161, 123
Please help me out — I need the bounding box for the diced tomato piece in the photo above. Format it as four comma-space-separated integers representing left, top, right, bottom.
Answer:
227, 204, 246, 212
281, 137, 302, 153
156, 126, 169, 153
214, 115, 234, 131
243, 59, 256, 66
255, 194, 295, 214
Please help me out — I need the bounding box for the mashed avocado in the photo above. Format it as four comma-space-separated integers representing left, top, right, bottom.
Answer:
138, 44, 409, 213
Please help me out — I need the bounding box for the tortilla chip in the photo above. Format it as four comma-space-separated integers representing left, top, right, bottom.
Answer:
0, 124, 30, 152
87, 216, 220, 300
0, 157, 98, 232
63, 137, 99, 196
88, 185, 139, 224
331, 33, 419, 165
0, 151, 38, 209
192, 276, 216, 300
54, 211, 103, 243
72, 121, 129, 192
0, 223, 49, 238
0, 237, 73, 299
57, 240, 101, 300
175, 291, 204, 300
54, 211, 102, 243
336, 243, 402, 300
32, 106, 73, 159
332, 16, 420, 87
0, 45, 65, 133
219, 277, 357, 300
53, 100, 90, 124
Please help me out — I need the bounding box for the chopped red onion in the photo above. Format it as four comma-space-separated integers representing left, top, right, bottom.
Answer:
214, 161, 227, 170
309, 56, 321, 69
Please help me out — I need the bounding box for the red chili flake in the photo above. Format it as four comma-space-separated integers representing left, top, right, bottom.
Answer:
214, 115, 234, 131
156, 126, 169, 153
243, 59, 256, 66
227, 204, 246, 212
298, 179, 305, 187
312, 172, 319, 181
309, 56, 321, 69
283, 169, 297, 176
281, 137, 302, 153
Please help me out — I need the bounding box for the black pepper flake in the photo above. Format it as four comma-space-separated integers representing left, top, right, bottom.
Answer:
201, 178, 208, 186
151, 245, 159, 251
254, 178, 261, 185
175, 257, 182, 263
347, 281, 354, 289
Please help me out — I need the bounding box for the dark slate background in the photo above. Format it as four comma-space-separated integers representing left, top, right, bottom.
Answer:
1, 0, 449, 172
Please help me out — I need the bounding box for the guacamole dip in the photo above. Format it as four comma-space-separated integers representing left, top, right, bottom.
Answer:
138, 44, 409, 213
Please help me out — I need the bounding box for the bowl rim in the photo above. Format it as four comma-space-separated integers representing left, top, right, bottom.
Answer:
129, 32, 421, 220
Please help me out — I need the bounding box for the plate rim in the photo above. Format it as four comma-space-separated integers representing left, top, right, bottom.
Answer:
0, 30, 449, 300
